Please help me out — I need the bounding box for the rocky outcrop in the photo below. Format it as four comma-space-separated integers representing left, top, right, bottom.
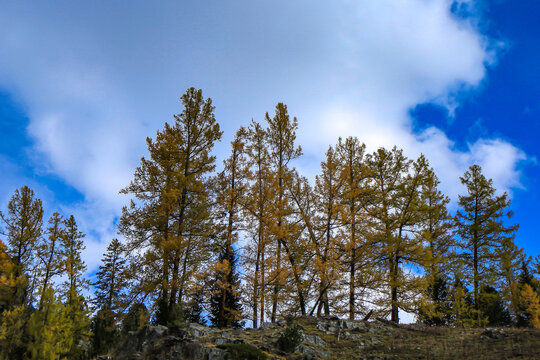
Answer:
110, 317, 540, 360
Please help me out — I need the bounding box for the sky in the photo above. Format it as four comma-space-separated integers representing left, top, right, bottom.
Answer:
0, 0, 539, 279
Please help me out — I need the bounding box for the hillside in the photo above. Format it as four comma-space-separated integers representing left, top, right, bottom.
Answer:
108, 317, 540, 360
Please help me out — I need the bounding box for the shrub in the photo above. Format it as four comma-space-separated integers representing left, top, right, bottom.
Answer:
277, 317, 303, 352
219, 343, 267, 360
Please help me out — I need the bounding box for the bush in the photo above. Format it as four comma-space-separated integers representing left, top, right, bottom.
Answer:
219, 343, 267, 360
277, 317, 303, 353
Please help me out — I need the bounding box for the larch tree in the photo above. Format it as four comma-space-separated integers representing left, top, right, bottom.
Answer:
312, 145, 345, 316
37, 212, 64, 312
0, 186, 43, 308
120, 87, 222, 319
243, 120, 272, 327
455, 164, 518, 324
334, 137, 374, 320
367, 148, 428, 323
210, 127, 249, 328
59, 215, 90, 359
416, 165, 455, 324
265, 103, 302, 322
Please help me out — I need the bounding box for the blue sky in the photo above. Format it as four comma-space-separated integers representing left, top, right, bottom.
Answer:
0, 0, 538, 275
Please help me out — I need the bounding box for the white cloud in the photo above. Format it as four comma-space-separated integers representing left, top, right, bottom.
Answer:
0, 0, 526, 273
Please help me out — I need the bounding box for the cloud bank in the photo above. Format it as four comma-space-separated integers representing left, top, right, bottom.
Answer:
0, 1, 526, 272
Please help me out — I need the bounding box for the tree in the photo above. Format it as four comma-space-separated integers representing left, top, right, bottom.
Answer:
312, 145, 345, 316
211, 127, 249, 328
0, 186, 43, 308
519, 284, 540, 328
120, 87, 222, 319
416, 165, 455, 324
334, 137, 374, 320
92, 239, 128, 355
209, 248, 243, 328
455, 165, 518, 324
0, 240, 16, 313
27, 288, 73, 360
60, 215, 88, 303
478, 285, 511, 326
122, 303, 150, 333
243, 120, 273, 327
93, 239, 128, 315
36, 212, 64, 312
366, 148, 427, 323
265, 103, 302, 322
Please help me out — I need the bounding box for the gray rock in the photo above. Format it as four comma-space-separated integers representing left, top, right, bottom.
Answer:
297, 344, 331, 359
303, 334, 327, 347
482, 328, 508, 340
187, 322, 208, 338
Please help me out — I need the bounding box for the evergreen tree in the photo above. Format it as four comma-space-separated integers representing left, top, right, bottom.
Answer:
93, 239, 128, 314
455, 165, 518, 324
92, 239, 128, 355
209, 248, 243, 328
478, 285, 511, 326
122, 303, 150, 333
186, 289, 205, 325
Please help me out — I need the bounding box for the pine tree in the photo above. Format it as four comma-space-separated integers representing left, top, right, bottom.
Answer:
455, 164, 518, 324
92, 239, 128, 354
0, 186, 43, 308
122, 303, 150, 333
120, 87, 222, 319
93, 239, 128, 314
209, 248, 243, 328
478, 285, 511, 326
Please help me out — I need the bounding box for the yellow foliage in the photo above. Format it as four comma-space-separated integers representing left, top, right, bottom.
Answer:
520, 284, 540, 328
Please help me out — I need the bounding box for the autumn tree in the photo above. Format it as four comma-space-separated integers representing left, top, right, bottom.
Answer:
366, 148, 428, 323
334, 137, 374, 320
243, 120, 273, 327
120, 87, 222, 320
60, 215, 90, 359
36, 212, 64, 312
416, 166, 455, 324
210, 128, 248, 328
455, 164, 518, 324
311, 145, 345, 316
0, 186, 43, 308
265, 103, 302, 322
